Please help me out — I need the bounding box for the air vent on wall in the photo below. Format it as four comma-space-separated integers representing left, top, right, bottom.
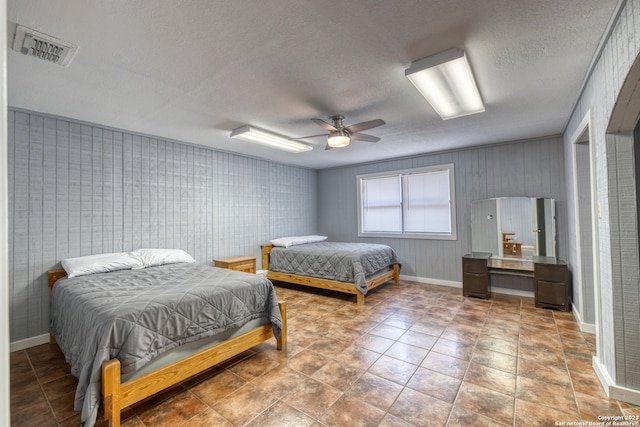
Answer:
12, 25, 78, 66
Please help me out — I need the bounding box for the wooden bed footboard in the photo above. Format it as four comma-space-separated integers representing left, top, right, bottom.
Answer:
102, 301, 287, 426
47, 269, 287, 427
261, 243, 400, 305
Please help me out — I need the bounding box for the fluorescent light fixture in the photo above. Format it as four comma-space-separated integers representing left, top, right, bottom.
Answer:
405, 48, 484, 120
230, 125, 312, 153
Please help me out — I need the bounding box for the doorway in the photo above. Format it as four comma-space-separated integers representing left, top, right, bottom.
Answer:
571, 116, 599, 344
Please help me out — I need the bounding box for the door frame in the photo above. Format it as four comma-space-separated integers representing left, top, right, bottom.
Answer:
569, 111, 600, 342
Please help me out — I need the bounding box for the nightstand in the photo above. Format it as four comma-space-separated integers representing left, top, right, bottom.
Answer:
214, 256, 256, 273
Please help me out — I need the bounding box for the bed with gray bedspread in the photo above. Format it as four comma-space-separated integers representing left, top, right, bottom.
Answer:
50, 263, 282, 427
268, 241, 398, 294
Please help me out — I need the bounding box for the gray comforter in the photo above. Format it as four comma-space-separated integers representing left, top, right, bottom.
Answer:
49, 263, 282, 427
269, 241, 398, 294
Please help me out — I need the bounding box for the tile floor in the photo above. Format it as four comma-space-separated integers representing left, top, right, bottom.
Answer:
10, 280, 640, 426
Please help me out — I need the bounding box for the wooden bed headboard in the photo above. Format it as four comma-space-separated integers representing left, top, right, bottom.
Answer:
48, 269, 68, 290
47, 269, 68, 344
260, 244, 274, 270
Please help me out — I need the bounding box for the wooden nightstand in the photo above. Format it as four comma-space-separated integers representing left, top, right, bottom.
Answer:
214, 256, 256, 274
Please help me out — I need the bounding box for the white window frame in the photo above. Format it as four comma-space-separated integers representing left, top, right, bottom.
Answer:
357, 164, 457, 240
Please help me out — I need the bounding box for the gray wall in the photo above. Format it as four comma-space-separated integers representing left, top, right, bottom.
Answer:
317, 136, 566, 285
563, 0, 640, 391
7, 109, 318, 342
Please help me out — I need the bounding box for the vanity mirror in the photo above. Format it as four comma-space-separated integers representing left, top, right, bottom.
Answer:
471, 197, 556, 260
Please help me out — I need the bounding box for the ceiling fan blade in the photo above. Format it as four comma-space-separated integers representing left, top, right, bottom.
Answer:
289, 134, 327, 141
350, 133, 380, 143
311, 118, 338, 131
345, 119, 385, 134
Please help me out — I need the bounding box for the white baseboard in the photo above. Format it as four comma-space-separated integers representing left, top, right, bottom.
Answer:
593, 356, 640, 405
10, 334, 49, 352
399, 275, 534, 298
571, 307, 596, 334
400, 275, 461, 288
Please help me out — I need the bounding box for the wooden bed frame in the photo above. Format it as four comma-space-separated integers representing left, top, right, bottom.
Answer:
47, 269, 287, 427
261, 244, 400, 305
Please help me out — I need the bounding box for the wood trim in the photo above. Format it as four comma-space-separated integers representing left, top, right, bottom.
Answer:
261, 245, 400, 305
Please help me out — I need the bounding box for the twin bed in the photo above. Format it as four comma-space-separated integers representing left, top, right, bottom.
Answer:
48, 240, 398, 426
262, 239, 400, 305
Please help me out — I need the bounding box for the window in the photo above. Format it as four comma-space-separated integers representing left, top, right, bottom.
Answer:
357, 164, 456, 240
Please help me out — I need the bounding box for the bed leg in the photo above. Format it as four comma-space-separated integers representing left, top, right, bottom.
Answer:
102, 358, 122, 427
393, 264, 400, 285
277, 301, 287, 351
356, 292, 365, 305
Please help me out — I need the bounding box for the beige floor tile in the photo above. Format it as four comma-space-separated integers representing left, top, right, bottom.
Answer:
407, 366, 462, 403
421, 350, 470, 378
455, 382, 514, 425
320, 395, 386, 426
465, 362, 516, 396
281, 377, 342, 418
389, 387, 452, 427
347, 372, 404, 411
368, 354, 419, 385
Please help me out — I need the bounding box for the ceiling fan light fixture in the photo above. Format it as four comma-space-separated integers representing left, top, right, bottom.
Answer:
405, 48, 484, 120
230, 125, 312, 153
327, 130, 350, 148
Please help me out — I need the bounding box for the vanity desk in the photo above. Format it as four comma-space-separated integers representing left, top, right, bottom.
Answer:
462, 253, 570, 311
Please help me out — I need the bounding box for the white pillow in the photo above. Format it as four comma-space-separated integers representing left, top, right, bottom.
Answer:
62, 252, 144, 278
134, 248, 196, 268
269, 235, 328, 248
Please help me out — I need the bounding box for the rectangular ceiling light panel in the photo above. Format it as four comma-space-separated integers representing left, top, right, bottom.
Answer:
406, 48, 484, 120
13, 25, 78, 66
230, 125, 312, 153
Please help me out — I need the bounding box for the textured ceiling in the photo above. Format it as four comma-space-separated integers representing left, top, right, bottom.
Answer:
7, 0, 620, 169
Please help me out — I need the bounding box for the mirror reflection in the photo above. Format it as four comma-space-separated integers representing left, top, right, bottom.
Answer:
471, 197, 556, 260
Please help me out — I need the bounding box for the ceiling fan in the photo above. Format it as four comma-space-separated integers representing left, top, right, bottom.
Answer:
293, 115, 385, 150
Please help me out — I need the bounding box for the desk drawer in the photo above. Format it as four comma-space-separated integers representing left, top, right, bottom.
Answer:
535, 263, 569, 282
214, 256, 257, 274
463, 257, 488, 274
230, 261, 256, 274
463, 272, 489, 298
536, 280, 568, 308
534, 262, 570, 311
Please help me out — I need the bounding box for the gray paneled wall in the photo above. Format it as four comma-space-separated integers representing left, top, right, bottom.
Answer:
317, 137, 566, 285
7, 109, 317, 342
606, 132, 640, 388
